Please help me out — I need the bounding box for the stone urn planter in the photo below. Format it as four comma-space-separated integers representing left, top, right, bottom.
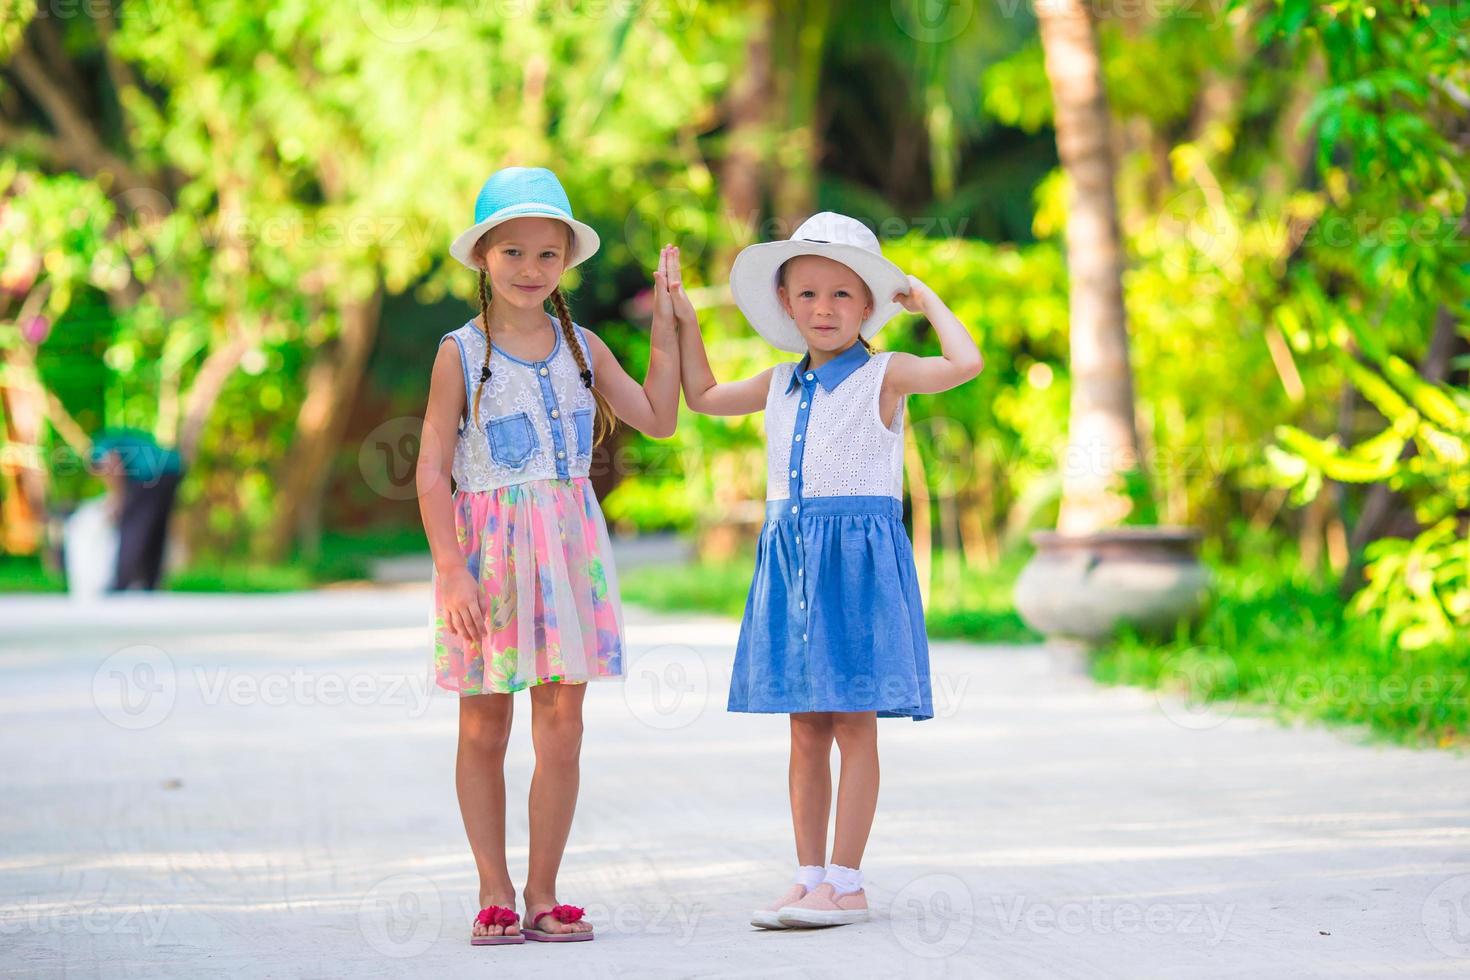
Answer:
1013, 526, 1211, 645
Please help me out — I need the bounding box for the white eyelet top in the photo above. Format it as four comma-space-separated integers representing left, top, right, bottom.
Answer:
438, 312, 598, 492
763, 349, 906, 502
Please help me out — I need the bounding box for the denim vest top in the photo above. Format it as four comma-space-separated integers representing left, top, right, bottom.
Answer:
438, 312, 598, 492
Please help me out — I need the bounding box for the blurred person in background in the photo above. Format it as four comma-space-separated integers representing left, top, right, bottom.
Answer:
86, 428, 184, 592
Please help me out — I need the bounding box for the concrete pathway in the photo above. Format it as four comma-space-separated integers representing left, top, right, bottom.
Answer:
2, 586, 1468, 978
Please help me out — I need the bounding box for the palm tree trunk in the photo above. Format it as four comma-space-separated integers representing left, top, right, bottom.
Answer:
714, 0, 773, 271
771, 0, 832, 231
1037, 0, 1145, 535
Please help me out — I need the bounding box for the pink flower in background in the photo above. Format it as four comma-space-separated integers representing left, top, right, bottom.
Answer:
21, 316, 50, 345
624, 287, 654, 321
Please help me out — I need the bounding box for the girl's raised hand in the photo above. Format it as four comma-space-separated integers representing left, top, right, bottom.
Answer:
667, 245, 698, 327
652, 244, 675, 327
893, 274, 932, 314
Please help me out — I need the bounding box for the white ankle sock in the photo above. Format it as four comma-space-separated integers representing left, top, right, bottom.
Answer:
823, 863, 863, 895
795, 864, 825, 890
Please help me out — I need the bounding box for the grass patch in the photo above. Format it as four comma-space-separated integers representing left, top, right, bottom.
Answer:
166, 562, 319, 593
620, 551, 757, 620
169, 526, 430, 592
924, 547, 1043, 644
0, 554, 66, 593
1090, 551, 1470, 750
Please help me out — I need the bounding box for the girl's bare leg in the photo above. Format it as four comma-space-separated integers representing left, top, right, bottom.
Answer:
829, 711, 879, 869
789, 712, 836, 867
458, 692, 517, 938
523, 681, 593, 935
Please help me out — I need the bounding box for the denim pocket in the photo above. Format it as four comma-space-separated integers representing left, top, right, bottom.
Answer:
486, 411, 537, 468
572, 407, 593, 457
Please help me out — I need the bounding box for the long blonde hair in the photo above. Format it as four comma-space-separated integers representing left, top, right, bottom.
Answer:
469, 229, 616, 447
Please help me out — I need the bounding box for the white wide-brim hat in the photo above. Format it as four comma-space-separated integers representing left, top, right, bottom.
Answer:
729, 211, 909, 353
449, 166, 600, 271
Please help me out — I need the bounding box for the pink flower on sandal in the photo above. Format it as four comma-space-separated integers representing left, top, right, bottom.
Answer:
476, 905, 519, 928
549, 904, 584, 924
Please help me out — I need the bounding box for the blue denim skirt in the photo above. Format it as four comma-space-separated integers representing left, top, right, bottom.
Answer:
729, 495, 934, 720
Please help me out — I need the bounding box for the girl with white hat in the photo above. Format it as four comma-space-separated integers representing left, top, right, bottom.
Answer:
670, 211, 983, 929
421, 166, 683, 946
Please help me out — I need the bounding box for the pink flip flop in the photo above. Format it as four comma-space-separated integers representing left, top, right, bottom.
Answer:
522, 903, 595, 942
470, 905, 526, 945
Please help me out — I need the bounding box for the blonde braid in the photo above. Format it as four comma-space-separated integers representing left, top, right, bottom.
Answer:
470, 268, 493, 424
549, 286, 616, 446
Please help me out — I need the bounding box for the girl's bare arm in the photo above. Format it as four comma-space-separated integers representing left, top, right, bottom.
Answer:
882, 276, 984, 395
669, 246, 773, 417
416, 340, 483, 641
578, 245, 683, 438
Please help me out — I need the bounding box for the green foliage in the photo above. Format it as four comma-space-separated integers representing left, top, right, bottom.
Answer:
1118, 466, 1161, 526
1093, 521, 1470, 748
5, 0, 1466, 745
0, 164, 126, 332
1242, 0, 1469, 649
881, 236, 1069, 540
1354, 518, 1470, 651
602, 476, 693, 534
7, 1, 749, 557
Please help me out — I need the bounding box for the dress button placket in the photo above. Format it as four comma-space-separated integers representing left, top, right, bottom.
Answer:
534, 355, 571, 479
791, 370, 817, 647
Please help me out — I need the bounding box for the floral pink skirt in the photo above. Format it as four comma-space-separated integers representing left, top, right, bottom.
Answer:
431, 477, 625, 695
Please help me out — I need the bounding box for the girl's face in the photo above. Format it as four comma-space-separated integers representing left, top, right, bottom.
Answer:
476, 216, 572, 310
778, 255, 873, 353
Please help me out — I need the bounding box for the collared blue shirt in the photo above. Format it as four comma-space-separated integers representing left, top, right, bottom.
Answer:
784, 340, 871, 394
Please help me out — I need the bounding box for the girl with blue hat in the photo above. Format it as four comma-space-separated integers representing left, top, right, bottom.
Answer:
420, 166, 682, 946
670, 212, 983, 929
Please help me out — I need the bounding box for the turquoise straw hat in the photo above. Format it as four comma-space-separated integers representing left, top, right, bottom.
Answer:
449, 167, 600, 271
